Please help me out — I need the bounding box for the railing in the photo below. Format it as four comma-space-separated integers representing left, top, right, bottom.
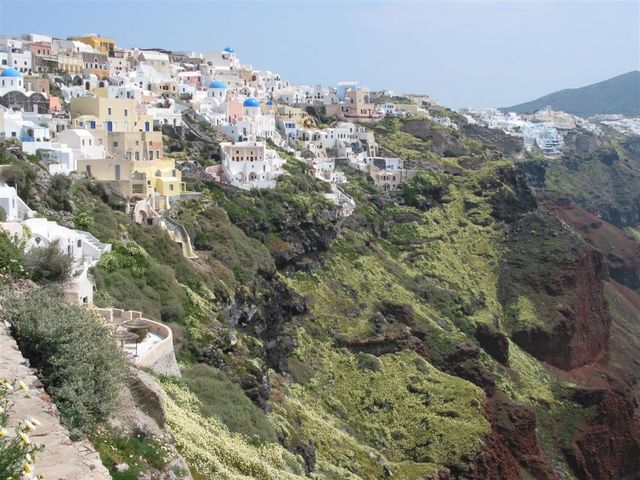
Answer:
93, 307, 180, 377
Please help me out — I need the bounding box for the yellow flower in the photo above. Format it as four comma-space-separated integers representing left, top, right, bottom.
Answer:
26, 453, 33, 463
20, 432, 30, 444
23, 464, 32, 473
0, 428, 6, 437
18, 381, 28, 391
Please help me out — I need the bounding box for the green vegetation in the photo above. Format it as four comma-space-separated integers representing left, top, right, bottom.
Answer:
178, 364, 278, 443
544, 133, 640, 228
23, 240, 73, 284
92, 428, 172, 480
1, 288, 125, 437
0, 379, 43, 479
0, 231, 26, 282
0, 145, 40, 208
94, 240, 189, 323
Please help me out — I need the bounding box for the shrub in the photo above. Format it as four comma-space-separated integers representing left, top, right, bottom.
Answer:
73, 209, 96, 231
45, 174, 73, 211
94, 241, 188, 322
1, 288, 125, 436
181, 364, 278, 443
0, 231, 26, 282
23, 240, 73, 284
92, 428, 169, 480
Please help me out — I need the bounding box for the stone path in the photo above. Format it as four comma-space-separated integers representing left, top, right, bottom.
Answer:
0, 324, 111, 480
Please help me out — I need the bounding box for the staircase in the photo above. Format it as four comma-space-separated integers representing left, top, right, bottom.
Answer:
162, 214, 197, 259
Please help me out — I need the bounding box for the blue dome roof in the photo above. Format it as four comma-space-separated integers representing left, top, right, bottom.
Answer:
266, 100, 273, 106
208, 80, 227, 89
1, 68, 22, 78
223, 46, 235, 53
243, 97, 260, 107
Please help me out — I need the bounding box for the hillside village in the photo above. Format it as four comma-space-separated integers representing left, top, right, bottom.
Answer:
1, 28, 638, 395
1, 31, 640, 480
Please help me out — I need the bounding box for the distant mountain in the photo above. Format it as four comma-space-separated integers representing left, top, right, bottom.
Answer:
502, 71, 640, 117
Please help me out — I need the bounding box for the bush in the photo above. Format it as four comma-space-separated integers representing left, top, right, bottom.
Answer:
73, 209, 96, 231
23, 240, 73, 284
92, 428, 169, 480
0, 231, 26, 282
94, 241, 188, 322
45, 174, 73, 211
181, 364, 278, 443
1, 288, 125, 436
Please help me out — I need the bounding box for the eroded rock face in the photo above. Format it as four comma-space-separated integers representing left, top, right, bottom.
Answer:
510, 247, 611, 370
474, 323, 509, 365
544, 200, 640, 290
494, 401, 557, 480
566, 388, 640, 480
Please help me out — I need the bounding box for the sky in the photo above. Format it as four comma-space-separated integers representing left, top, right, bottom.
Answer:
0, 0, 638, 109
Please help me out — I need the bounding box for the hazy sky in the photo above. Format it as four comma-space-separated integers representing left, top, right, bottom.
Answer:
1, 0, 638, 108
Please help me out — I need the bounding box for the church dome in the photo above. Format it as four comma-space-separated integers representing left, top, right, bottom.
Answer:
208, 80, 227, 89
243, 97, 260, 107
1, 68, 22, 77
223, 46, 235, 53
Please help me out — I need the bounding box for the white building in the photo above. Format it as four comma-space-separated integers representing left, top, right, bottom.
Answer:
0, 38, 33, 74
138, 50, 171, 75
39, 129, 105, 175
0, 182, 34, 221
218, 140, 286, 189
0, 108, 51, 154
0, 67, 25, 95
1, 217, 111, 304
222, 97, 276, 142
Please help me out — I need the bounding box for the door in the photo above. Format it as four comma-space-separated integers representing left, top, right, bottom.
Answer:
106, 121, 113, 132
115, 164, 121, 181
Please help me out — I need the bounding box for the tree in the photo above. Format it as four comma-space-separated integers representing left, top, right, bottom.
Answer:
23, 240, 73, 284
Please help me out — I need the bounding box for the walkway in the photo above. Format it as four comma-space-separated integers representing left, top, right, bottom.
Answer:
0, 324, 111, 480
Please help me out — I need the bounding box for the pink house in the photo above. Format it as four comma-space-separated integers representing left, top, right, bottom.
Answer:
49, 96, 62, 112
177, 71, 202, 87
226, 97, 243, 124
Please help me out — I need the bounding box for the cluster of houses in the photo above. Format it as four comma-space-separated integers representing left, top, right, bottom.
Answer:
460, 107, 605, 157
0, 31, 441, 205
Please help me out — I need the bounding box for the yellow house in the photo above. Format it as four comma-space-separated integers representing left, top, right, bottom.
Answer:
77, 155, 149, 199
69, 35, 115, 55
132, 159, 186, 209
70, 96, 153, 134
69, 96, 185, 207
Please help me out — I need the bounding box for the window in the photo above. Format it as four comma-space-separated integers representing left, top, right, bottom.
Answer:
135, 152, 140, 160
124, 109, 128, 117
107, 107, 112, 115
169, 184, 174, 191
113, 141, 118, 147
156, 150, 160, 159
77, 239, 82, 247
